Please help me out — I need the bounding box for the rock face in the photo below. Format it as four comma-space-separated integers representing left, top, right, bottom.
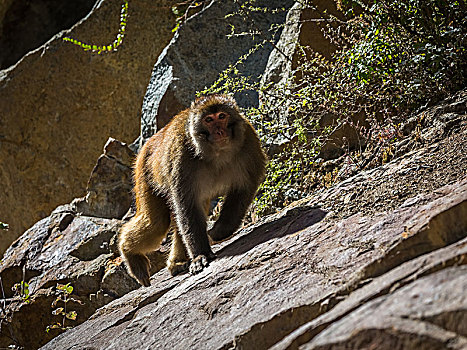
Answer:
0, 1, 465, 348
0, 0, 96, 69
0, 88, 464, 349
276, 264, 467, 350
139, 0, 295, 144
0, 139, 166, 349
0, 0, 177, 253
39, 103, 466, 349
41, 175, 467, 350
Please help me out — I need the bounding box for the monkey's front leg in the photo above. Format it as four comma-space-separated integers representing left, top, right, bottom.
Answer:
166, 230, 190, 276
208, 187, 256, 243
172, 194, 216, 274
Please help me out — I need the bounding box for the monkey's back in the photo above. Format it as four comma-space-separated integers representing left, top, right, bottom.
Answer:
134, 109, 190, 196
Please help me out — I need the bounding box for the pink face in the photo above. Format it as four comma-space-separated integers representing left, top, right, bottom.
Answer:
202, 112, 230, 143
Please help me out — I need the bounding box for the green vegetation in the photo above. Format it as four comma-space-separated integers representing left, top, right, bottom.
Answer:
0, 276, 31, 348
12, 281, 30, 304
338, 0, 466, 115
202, 0, 466, 216
46, 283, 83, 333
62, 0, 128, 54
0, 222, 8, 230
172, 1, 207, 32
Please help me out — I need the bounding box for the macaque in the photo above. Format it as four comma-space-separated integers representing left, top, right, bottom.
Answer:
119, 94, 267, 286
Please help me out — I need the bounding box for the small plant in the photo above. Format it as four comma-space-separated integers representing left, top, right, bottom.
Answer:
46, 283, 83, 333
172, 1, 207, 32
62, 0, 128, 54
0, 275, 32, 348
11, 281, 30, 304
0, 221, 8, 230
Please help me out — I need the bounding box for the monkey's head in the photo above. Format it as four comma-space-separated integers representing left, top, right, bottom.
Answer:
188, 94, 246, 160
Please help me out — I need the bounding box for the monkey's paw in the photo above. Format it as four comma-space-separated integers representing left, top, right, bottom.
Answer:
167, 261, 190, 276
125, 254, 151, 287
189, 254, 215, 275
208, 228, 234, 244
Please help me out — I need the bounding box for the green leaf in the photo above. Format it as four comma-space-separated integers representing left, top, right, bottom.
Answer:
52, 307, 64, 315
66, 311, 77, 320
65, 285, 73, 294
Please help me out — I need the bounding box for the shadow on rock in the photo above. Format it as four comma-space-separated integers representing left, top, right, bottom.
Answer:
217, 207, 327, 258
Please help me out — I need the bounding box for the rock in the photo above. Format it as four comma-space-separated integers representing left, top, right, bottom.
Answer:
0, 0, 95, 69
0, 136, 171, 348
298, 266, 467, 350
139, 0, 295, 144
0, 207, 143, 348
0, 0, 178, 253
318, 122, 365, 160
273, 240, 467, 349
0, 0, 15, 36
262, 0, 343, 90
399, 88, 467, 148
72, 138, 134, 219
259, 1, 302, 135
40, 176, 467, 349
101, 259, 140, 298
0, 211, 114, 348
260, 2, 301, 88
259, 1, 347, 154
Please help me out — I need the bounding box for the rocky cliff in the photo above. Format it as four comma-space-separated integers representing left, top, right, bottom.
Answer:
0, 0, 177, 253
0, 89, 464, 349
0, 1, 466, 349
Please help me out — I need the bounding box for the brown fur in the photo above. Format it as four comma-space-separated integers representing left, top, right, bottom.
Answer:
119, 94, 267, 286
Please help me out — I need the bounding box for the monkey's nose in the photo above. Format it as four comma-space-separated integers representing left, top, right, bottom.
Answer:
216, 129, 226, 136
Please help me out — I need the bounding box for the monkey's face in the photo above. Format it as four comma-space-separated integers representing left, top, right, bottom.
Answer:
187, 95, 247, 160
201, 111, 232, 145
188, 109, 245, 161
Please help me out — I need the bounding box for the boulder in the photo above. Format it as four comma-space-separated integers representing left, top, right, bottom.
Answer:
0, 0, 177, 253
139, 0, 295, 144
0, 210, 121, 348
259, 1, 349, 155
276, 262, 467, 349
0, 0, 95, 69
261, 0, 342, 90
0, 139, 165, 349
72, 138, 134, 219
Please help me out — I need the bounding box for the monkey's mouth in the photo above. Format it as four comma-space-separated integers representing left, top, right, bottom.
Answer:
199, 131, 230, 144
209, 130, 230, 144
211, 136, 230, 145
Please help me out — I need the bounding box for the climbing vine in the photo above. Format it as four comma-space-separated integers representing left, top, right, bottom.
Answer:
62, 0, 128, 54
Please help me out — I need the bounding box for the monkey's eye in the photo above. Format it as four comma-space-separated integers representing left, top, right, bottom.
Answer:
204, 116, 213, 123
218, 113, 227, 119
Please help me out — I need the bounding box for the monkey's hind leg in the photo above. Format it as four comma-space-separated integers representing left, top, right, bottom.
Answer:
123, 251, 151, 287
119, 195, 170, 287
167, 230, 190, 276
